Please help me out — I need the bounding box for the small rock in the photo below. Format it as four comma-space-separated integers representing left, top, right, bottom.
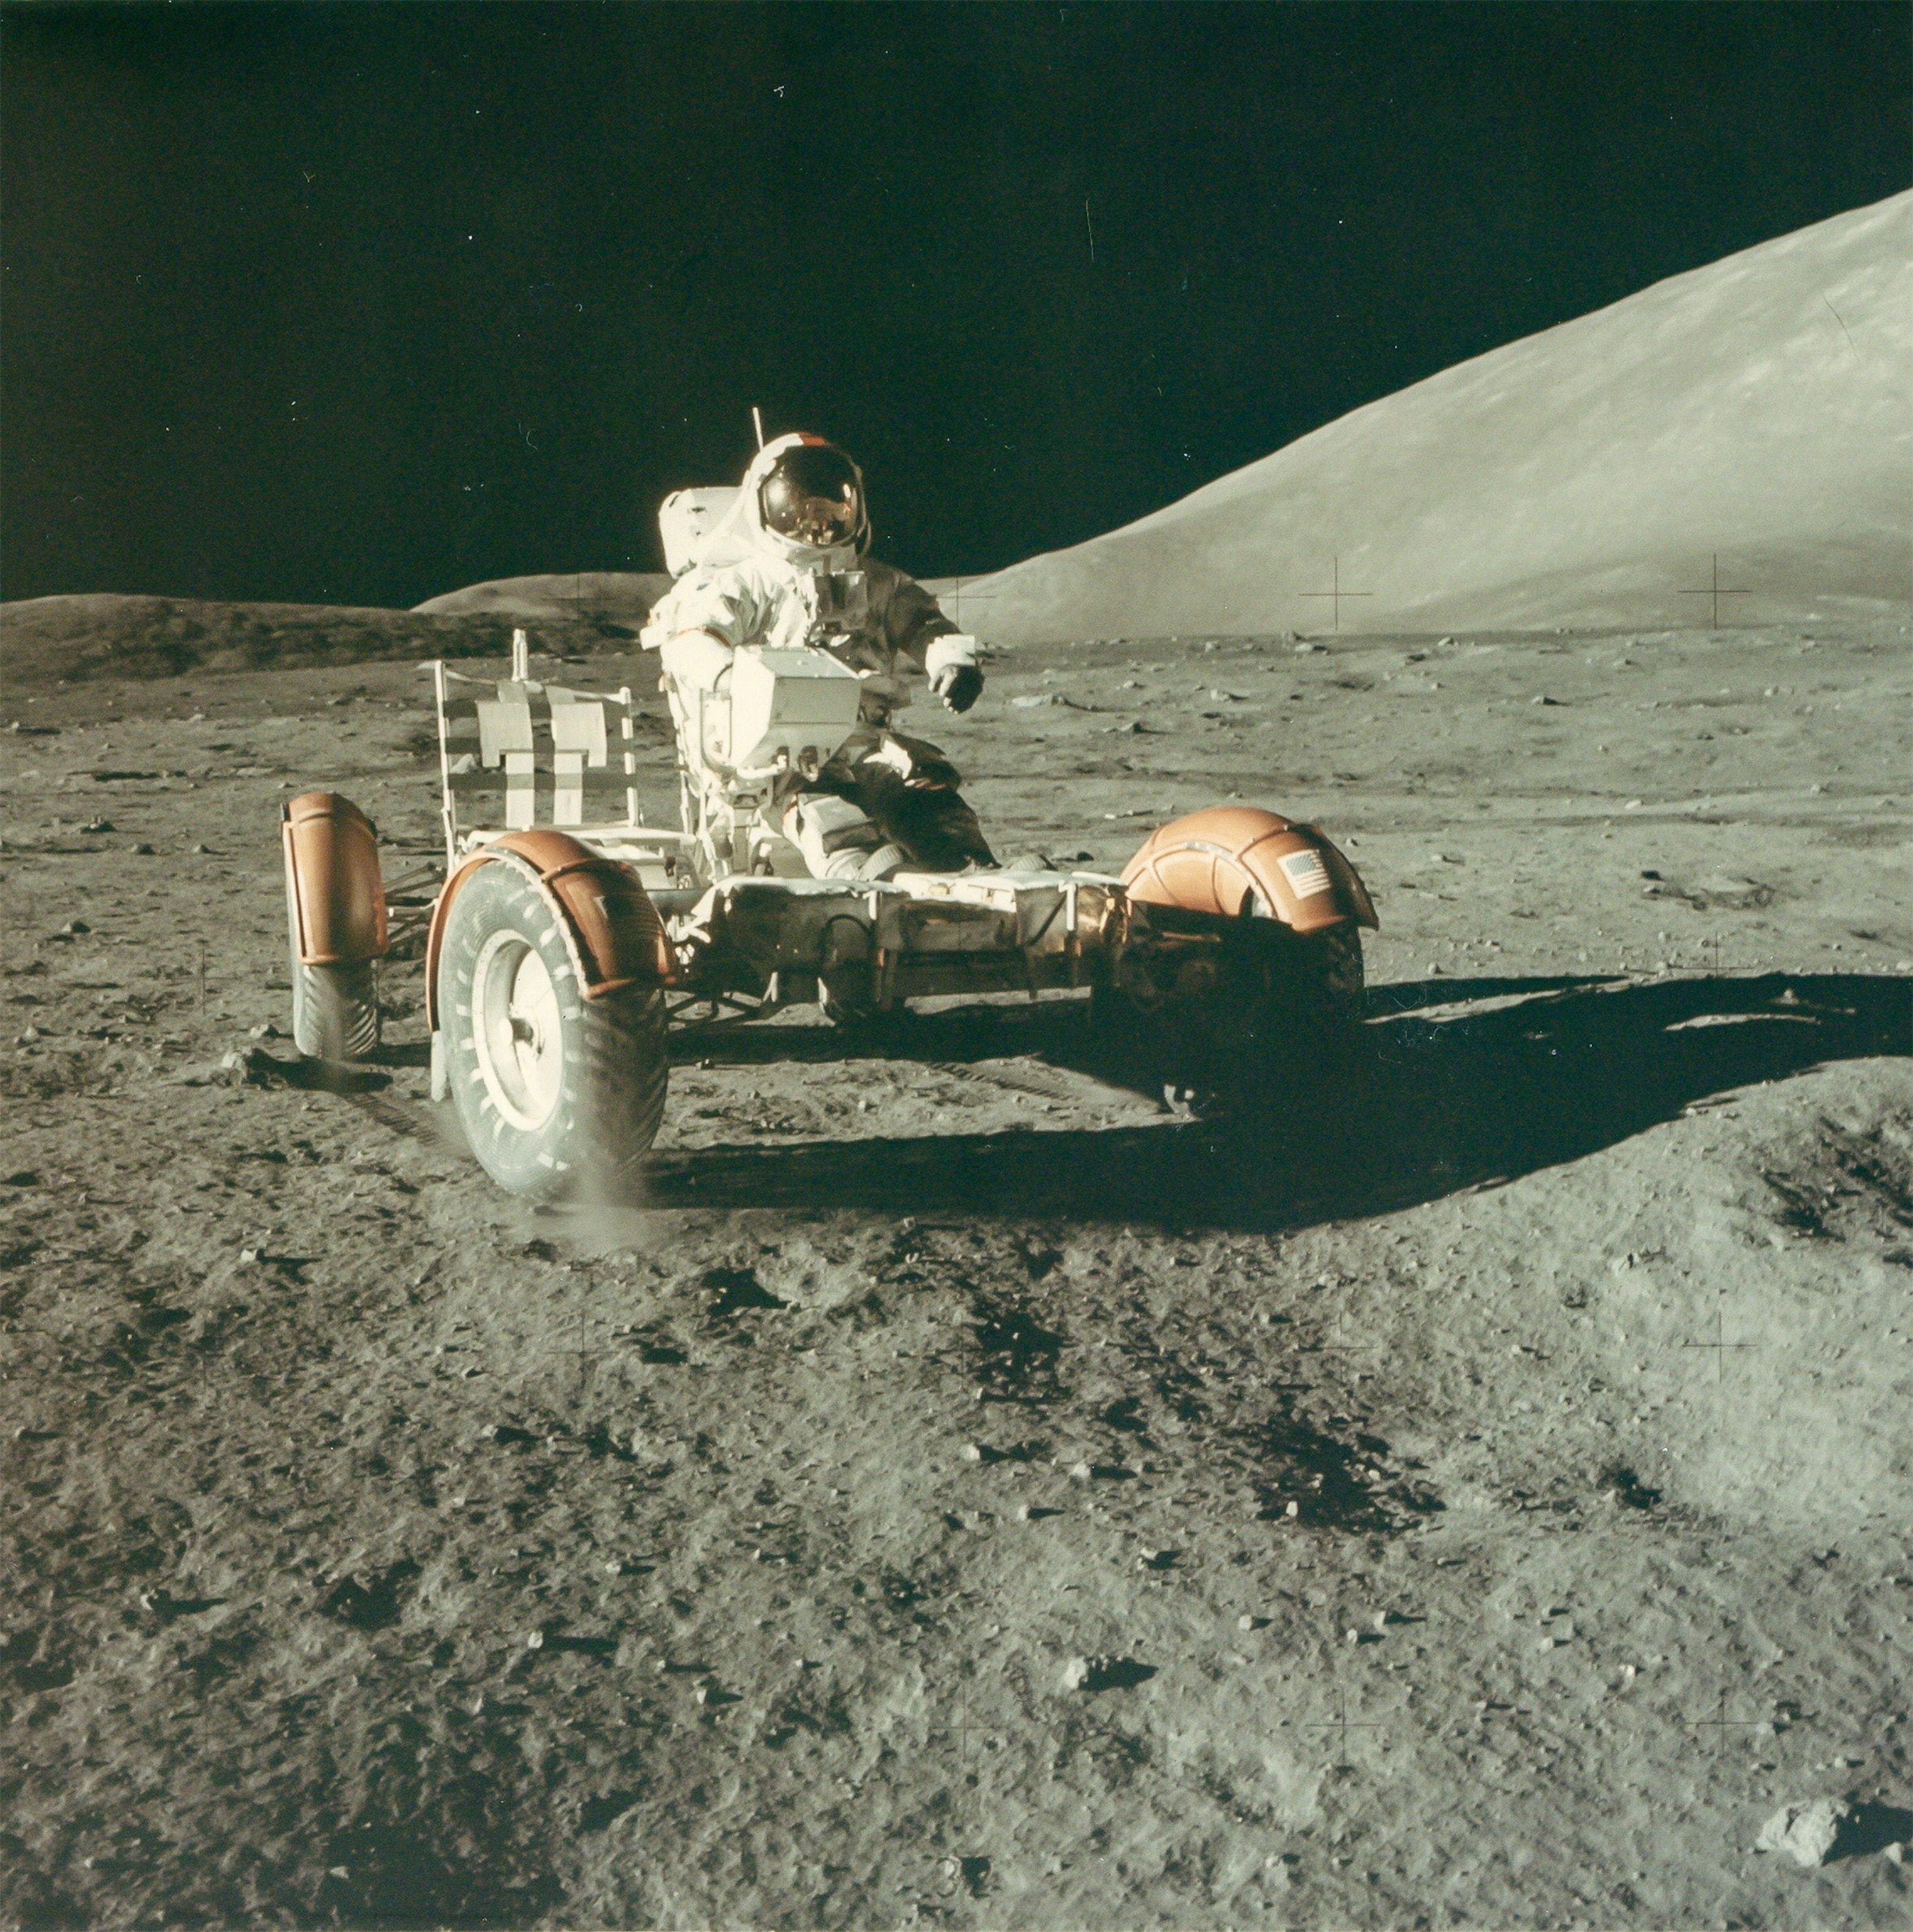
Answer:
523, 1629, 544, 1650
1757, 1797, 1852, 1868
131, 843, 155, 855
1238, 1614, 1269, 1631
79, 818, 113, 834
61, 919, 91, 935
1885, 1841, 1905, 1866
1067, 1460, 1093, 1482
1373, 1611, 1401, 1633
191, 842, 212, 855
960, 1443, 984, 1463
1284, 1501, 1299, 1518
238, 1248, 260, 1267
1346, 1628, 1361, 1645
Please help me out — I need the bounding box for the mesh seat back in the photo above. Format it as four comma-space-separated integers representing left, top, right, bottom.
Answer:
434, 664, 641, 845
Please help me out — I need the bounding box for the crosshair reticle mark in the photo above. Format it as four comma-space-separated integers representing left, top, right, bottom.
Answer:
1677, 553, 1753, 629
1680, 1301, 1755, 1382
1680, 1685, 1772, 1738
1298, 1684, 1389, 1765
1307, 1315, 1383, 1360
944, 577, 1004, 631
1297, 556, 1374, 633
930, 1685, 990, 1762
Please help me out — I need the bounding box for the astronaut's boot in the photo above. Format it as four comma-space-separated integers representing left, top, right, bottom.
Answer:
784, 794, 907, 882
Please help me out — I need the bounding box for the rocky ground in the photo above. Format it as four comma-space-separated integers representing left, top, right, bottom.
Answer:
2, 613, 1910, 1929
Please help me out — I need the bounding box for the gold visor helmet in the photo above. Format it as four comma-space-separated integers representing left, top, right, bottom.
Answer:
758, 441, 865, 550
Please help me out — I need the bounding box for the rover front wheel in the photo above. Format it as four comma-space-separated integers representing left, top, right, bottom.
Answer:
438, 861, 668, 1199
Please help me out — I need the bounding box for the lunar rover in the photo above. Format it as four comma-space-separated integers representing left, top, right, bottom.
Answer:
281, 494, 1378, 1199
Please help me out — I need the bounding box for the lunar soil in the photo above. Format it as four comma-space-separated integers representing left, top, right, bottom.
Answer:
3, 615, 1910, 1928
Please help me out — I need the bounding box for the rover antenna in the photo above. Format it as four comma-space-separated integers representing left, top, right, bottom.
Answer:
751, 406, 765, 450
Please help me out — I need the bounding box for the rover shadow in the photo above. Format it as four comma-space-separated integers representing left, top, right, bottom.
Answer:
665, 973, 1624, 1069
640, 974, 1910, 1229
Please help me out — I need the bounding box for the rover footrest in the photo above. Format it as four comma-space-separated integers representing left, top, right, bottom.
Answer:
676, 870, 1125, 996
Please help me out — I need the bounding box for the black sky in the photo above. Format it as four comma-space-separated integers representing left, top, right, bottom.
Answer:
2, 2, 1906, 609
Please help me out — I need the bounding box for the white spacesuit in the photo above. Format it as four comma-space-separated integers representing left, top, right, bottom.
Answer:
649, 433, 995, 880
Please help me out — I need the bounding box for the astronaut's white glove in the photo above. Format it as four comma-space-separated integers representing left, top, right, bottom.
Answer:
660, 628, 735, 694
924, 634, 984, 714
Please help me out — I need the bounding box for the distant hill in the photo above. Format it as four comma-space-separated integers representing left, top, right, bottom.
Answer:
0, 594, 550, 687
413, 571, 672, 633
1, 574, 672, 689
958, 192, 1911, 642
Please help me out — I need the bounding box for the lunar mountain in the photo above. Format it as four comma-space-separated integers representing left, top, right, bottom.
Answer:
411, 570, 670, 632
958, 191, 1911, 643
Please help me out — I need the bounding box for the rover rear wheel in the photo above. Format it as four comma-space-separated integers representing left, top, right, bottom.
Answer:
289, 949, 379, 1063
438, 861, 668, 1200
1095, 918, 1365, 1111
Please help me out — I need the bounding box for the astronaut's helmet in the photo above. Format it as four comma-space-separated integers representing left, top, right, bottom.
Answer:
757, 441, 865, 552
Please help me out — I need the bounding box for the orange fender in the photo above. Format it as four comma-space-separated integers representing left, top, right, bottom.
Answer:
1122, 806, 1378, 935
424, 830, 672, 1030
282, 791, 389, 965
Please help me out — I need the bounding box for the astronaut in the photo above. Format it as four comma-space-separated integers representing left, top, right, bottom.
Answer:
650, 433, 996, 880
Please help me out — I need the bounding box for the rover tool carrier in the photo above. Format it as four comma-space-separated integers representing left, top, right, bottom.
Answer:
281, 509, 1378, 1199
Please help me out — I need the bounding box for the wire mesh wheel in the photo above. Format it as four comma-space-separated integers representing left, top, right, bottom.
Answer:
437, 860, 668, 1199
